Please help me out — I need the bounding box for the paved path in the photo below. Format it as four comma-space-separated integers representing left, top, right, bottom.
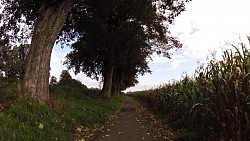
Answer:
91, 96, 173, 141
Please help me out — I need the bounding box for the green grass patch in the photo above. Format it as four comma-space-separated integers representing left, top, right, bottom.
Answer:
0, 79, 125, 141
0, 77, 20, 103
0, 97, 71, 141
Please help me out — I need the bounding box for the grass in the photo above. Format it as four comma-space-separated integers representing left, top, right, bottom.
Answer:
0, 78, 125, 141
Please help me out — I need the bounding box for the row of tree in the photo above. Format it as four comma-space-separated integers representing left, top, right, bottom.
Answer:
0, 0, 190, 103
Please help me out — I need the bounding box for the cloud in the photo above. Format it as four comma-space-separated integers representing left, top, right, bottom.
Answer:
50, 48, 67, 79
150, 49, 196, 72
170, 0, 250, 61
75, 73, 100, 88
150, 55, 170, 64
124, 84, 150, 92
189, 26, 199, 35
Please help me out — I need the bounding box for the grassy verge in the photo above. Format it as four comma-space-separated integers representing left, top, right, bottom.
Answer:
0, 78, 125, 141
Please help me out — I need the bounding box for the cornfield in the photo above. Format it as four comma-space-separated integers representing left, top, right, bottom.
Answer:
129, 39, 250, 140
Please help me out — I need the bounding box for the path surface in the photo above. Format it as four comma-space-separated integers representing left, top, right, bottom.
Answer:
90, 96, 173, 141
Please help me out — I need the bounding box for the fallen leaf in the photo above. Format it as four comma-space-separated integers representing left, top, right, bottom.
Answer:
38, 123, 44, 129
77, 127, 82, 132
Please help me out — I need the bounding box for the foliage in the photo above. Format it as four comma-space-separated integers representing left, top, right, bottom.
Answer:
128, 40, 250, 140
49, 76, 58, 85
0, 41, 29, 79
0, 76, 125, 140
49, 70, 88, 99
0, 0, 190, 46
0, 0, 71, 43
58, 70, 73, 85
64, 0, 188, 93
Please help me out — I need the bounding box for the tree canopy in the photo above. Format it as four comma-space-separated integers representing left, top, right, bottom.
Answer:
64, 0, 187, 97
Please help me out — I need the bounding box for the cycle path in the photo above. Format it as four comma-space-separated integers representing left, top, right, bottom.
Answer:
91, 96, 172, 141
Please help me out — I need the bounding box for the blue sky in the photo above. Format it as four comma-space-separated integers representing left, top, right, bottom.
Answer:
50, 0, 250, 91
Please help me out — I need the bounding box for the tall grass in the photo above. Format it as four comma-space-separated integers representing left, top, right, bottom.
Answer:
129, 40, 250, 140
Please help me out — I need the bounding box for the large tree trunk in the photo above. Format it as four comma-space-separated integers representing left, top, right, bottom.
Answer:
100, 48, 115, 98
23, 0, 75, 104
100, 65, 114, 98
111, 66, 121, 97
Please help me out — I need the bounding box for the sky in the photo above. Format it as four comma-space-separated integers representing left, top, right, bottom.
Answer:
50, 0, 250, 92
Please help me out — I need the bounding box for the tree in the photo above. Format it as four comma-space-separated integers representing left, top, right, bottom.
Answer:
1, 0, 76, 104
0, 41, 30, 79
58, 70, 87, 90
65, 0, 187, 97
58, 70, 72, 85
120, 75, 139, 91
0, 40, 8, 77
49, 76, 57, 85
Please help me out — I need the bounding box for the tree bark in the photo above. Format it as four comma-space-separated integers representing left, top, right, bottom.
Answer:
100, 47, 115, 98
23, 0, 75, 104
111, 66, 121, 97
100, 65, 114, 98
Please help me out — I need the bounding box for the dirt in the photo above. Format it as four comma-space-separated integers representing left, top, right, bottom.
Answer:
88, 96, 173, 141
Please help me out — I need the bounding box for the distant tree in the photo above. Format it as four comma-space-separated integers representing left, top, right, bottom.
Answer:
58, 70, 87, 89
120, 75, 139, 91
59, 70, 72, 85
18, 44, 30, 79
0, 42, 30, 79
49, 76, 58, 85
0, 40, 8, 77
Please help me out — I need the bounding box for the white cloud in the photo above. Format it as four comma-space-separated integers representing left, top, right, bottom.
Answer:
150, 55, 170, 64
75, 73, 100, 88
50, 49, 67, 79
169, 0, 250, 61
124, 84, 151, 92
